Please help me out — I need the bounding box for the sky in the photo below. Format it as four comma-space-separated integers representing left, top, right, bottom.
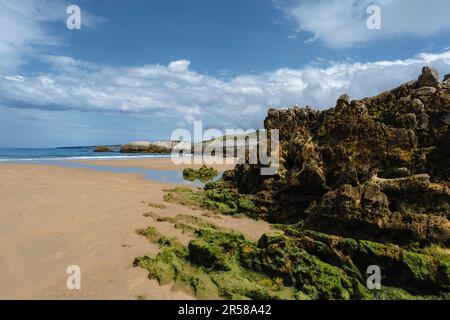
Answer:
1, 0, 450, 147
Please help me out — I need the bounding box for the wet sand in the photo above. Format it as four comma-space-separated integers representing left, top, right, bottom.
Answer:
76, 156, 238, 171
0, 159, 272, 300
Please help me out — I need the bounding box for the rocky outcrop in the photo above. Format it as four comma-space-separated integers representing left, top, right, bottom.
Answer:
120, 141, 173, 153
137, 67, 450, 299
136, 219, 450, 299
183, 165, 218, 183
216, 67, 450, 247
418, 66, 441, 88
94, 146, 113, 152
255, 230, 450, 297
304, 182, 450, 246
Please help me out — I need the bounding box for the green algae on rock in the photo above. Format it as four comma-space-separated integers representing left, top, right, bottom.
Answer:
134, 227, 299, 300
183, 165, 219, 183
163, 187, 258, 217
135, 220, 450, 299
147, 202, 167, 209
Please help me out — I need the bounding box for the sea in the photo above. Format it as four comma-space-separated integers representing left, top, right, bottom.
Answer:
0, 146, 171, 162
0, 147, 208, 186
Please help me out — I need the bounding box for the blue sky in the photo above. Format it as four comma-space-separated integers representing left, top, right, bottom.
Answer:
1, 0, 450, 147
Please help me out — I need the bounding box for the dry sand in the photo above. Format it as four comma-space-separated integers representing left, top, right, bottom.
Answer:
0, 159, 272, 300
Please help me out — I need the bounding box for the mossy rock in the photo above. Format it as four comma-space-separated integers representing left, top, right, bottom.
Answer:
420, 244, 450, 263
254, 234, 358, 299
136, 226, 162, 243
135, 216, 450, 299
189, 238, 233, 271
183, 165, 219, 183
191, 228, 256, 271
147, 202, 167, 209
133, 245, 186, 285
135, 227, 299, 300
174, 222, 197, 236
163, 187, 258, 217
187, 229, 361, 299
287, 230, 450, 295
255, 230, 450, 299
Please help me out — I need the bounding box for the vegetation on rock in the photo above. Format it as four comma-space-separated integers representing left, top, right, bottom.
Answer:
182, 165, 219, 183
215, 67, 449, 246
135, 222, 449, 299
163, 187, 258, 217
147, 202, 167, 209
135, 68, 450, 300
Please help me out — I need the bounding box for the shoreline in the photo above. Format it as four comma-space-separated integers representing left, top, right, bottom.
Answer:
0, 155, 239, 171
73, 156, 239, 172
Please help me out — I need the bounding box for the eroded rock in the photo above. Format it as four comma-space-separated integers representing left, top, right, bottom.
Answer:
160, 68, 450, 299
220, 68, 450, 245
120, 141, 172, 153
418, 67, 440, 88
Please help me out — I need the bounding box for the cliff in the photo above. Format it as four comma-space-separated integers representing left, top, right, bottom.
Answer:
225, 67, 449, 244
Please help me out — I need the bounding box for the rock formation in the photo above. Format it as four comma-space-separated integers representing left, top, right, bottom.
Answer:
94, 146, 113, 152
194, 67, 450, 298
134, 67, 450, 299
183, 165, 218, 183
221, 67, 449, 246
120, 141, 173, 153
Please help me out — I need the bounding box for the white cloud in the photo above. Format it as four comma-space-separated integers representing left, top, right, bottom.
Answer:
1, 51, 450, 130
168, 60, 191, 72
0, 0, 103, 72
277, 0, 450, 47
1, 0, 450, 132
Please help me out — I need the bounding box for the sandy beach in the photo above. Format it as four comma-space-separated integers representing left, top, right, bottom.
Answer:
0, 158, 272, 300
